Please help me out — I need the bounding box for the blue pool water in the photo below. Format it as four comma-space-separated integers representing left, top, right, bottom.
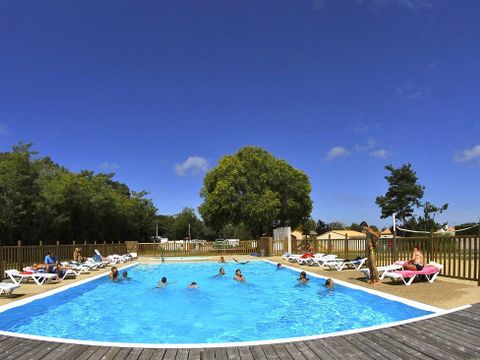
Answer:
0, 261, 432, 344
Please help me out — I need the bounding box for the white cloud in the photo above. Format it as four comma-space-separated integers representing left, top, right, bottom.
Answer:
351, 123, 380, 133
174, 156, 209, 176
99, 161, 120, 170
454, 145, 480, 163
370, 149, 391, 159
354, 138, 376, 152
326, 146, 350, 160
395, 81, 430, 99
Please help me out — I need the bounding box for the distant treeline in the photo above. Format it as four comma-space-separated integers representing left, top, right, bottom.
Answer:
0, 143, 156, 246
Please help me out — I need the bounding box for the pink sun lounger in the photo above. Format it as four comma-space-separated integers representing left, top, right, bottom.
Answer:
382, 263, 443, 286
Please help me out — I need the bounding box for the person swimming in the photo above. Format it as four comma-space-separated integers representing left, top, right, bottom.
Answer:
232, 257, 250, 265
188, 281, 198, 288
109, 266, 119, 280
218, 256, 226, 263
325, 278, 334, 290
276, 263, 283, 269
298, 271, 309, 284
157, 276, 167, 288
233, 268, 245, 282
215, 267, 226, 276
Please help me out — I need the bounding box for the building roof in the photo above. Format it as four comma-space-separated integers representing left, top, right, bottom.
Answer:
318, 230, 366, 238
381, 228, 392, 235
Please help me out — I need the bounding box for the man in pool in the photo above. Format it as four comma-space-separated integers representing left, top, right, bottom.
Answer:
325, 278, 334, 290
157, 276, 167, 287
233, 269, 245, 282
215, 267, 226, 276
122, 271, 130, 280
218, 256, 226, 263
298, 271, 309, 284
276, 263, 283, 269
188, 281, 198, 288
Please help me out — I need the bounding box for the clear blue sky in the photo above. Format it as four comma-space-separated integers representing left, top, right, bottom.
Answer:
1, 0, 479, 227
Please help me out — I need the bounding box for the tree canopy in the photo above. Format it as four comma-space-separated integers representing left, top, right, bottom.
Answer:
0, 143, 157, 245
375, 163, 425, 222
199, 147, 313, 238
376, 163, 448, 233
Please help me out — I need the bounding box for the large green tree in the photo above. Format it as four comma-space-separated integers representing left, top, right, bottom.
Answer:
375, 163, 425, 223
0, 143, 157, 245
199, 147, 313, 238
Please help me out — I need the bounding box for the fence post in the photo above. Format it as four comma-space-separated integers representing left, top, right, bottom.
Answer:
393, 230, 397, 262
344, 234, 348, 259
17, 240, 23, 271
430, 230, 434, 263
56, 240, 60, 260
328, 235, 332, 254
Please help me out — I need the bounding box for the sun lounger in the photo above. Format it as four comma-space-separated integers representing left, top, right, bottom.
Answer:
359, 262, 405, 280
0, 282, 20, 296
382, 262, 443, 286
6, 269, 59, 285
297, 253, 325, 265
311, 254, 340, 267
325, 257, 367, 271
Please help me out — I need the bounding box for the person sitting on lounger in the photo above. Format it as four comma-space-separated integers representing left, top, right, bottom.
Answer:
232, 257, 249, 264
233, 269, 245, 282
73, 248, 82, 262
298, 271, 309, 284
109, 266, 119, 280
44, 250, 58, 272
403, 245, 424, 271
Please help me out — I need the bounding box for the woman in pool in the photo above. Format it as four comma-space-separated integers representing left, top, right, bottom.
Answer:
233, 269, 245, 282
298, 271, 309, 284
109, 266, 119, 280
403, 245, 424, 271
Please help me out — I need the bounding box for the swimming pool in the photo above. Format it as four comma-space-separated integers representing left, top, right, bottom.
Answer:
0, 261, 439, 345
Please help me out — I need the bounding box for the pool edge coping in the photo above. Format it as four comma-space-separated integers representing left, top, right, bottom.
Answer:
0, 259, 471, 349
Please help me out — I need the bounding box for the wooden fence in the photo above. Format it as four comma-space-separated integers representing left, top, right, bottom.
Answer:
137, 241, 257, 257
0, 241, 127, 280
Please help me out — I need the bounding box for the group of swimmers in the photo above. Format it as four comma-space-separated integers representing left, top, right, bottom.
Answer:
297, 270, 334, 289
108, 266, 129, 281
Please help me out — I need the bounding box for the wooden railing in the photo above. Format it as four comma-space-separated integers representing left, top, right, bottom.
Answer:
137, 241, 257, 257
0, 241, 127, 280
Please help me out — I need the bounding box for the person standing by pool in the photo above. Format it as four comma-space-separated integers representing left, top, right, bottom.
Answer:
233, 269, 245, 282
361, 221, 380, 285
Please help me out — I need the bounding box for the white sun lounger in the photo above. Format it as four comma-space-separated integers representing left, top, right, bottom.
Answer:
311, 254, 340, 267
0, 282, 20, 296
324, 257, 368, 271
6, 269, 59, 286
359, 263, 404, 280
382, 262, 443, 286
297, 253, 325, 265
